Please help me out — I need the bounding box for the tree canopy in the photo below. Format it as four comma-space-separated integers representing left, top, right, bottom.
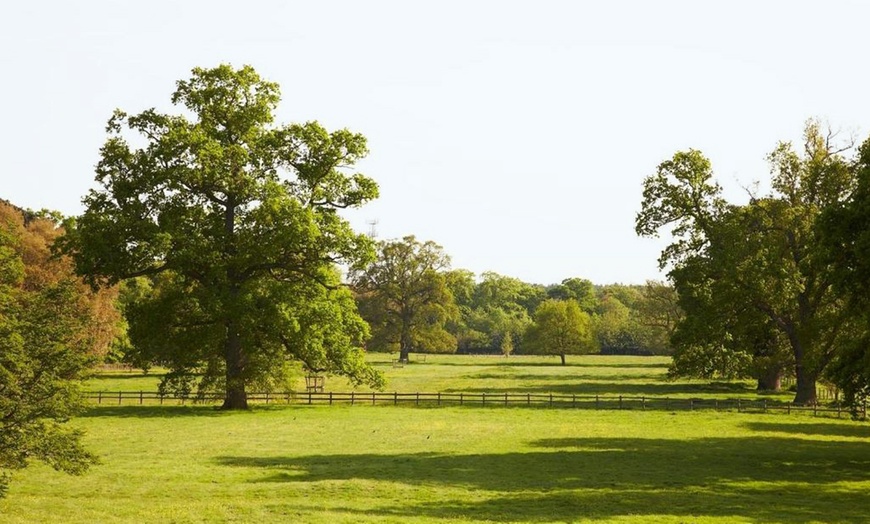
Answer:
0, 202, 115, 496
351, 236, 458, 361
61, 65, 383, 409
818, 137, 870, 407
637, 120, 858, 404
523, 299, 597, 365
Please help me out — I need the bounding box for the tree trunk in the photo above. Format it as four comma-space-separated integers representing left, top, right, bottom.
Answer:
756, 367, 783, 392
222, 322, 248, 410
793, 365, 818, 405
399, 315, 411, 363
560, 353, 566, 366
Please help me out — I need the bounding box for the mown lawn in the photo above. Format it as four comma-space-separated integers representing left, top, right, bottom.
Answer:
1, 405, 868, 523
85, 354, 796, 403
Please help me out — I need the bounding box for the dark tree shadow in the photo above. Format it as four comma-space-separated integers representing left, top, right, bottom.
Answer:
463, 372, 667, 381
444, 381, 757, 397
87, 372, 156, 380
414, 360, 668, 369
216, 435, 870, 523
744, 421, 870, 439
80, 405, 289, 418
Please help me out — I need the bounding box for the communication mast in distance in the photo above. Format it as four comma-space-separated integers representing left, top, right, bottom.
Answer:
367, 219, 379, 239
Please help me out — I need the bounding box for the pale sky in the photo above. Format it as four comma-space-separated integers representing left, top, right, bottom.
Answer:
2, 1, 869, 285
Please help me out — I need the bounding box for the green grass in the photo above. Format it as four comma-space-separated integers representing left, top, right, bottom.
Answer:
1, 406, 868, 523
86, 354, 795, 402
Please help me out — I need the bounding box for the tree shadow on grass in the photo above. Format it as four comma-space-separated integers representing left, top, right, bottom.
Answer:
217, 435, 870, 523
87, 372, 157, 380
444, 380, 757, 397
79, 405, 288, 418
463, 372, 667, 381
417, 360, 668, 369
744, 421, 870, 439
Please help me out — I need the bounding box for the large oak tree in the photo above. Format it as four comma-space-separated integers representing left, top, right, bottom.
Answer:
637, 121, 856, 404
62, 65, 383, 409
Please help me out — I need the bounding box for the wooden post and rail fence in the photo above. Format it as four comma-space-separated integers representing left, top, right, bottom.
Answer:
84, 390, 868, 419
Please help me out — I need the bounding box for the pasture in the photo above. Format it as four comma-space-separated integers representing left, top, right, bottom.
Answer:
2, 355, 867, 523
85, 354, 797, 402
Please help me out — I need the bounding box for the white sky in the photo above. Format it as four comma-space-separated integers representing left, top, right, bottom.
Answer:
2, 1, 869, 285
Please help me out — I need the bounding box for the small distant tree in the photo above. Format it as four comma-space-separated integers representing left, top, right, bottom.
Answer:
351, 236, 458, 362
500, 330, 514, 357
523, 299, 597, 365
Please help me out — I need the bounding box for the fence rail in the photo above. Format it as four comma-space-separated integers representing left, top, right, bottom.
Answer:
84, 390, 867, 419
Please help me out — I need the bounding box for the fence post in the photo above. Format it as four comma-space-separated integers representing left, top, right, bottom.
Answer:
690, 399, 694, 411
813, 402, 817, 417
572, 394, 576, 409
837, 402, 841, 418
159, 393, 164, 405
482, 392, 486, 406
372, 392, 376, 406
139, 391, 143, 405
394, 391, 398, 406
549, 393, 553, 408
266, 392, 270, 404
118, 392, 122, 405
329, 392, 333, 406
763, 399, 767, 413
460, 393, 463, 406
527, 393, 530, 406
308, 390, 312, 405
351, 391, 355, 406
505, 393, 508, 407
98, 391, 102, 405
642, 396, 646, 411
596, 394, 600, 409
619, 395, 623, 410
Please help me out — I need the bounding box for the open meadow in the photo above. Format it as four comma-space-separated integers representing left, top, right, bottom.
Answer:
85, 354, 798, 402
3, 355, 868, 524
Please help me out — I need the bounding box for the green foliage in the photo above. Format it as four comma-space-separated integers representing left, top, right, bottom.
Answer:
523, 299, 597, 364
637, 120, 858, 404
499, 329, 514, 357
0, 206, 100, 497
818, 137, 870, 407
352, 236, 458, 359
61, 64, 382, 408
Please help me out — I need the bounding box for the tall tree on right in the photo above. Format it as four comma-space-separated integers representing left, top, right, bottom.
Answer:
637, 121, 858, 404
350, 236, 458, 362
818, 137, 870, 408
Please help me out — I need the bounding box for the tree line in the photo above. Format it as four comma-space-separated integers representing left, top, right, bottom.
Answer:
349, 235, 680, 364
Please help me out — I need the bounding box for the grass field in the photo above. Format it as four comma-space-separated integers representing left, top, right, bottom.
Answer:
85, 354, 796, 403
4, 355, 866, 523
1, 406, 868, 523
